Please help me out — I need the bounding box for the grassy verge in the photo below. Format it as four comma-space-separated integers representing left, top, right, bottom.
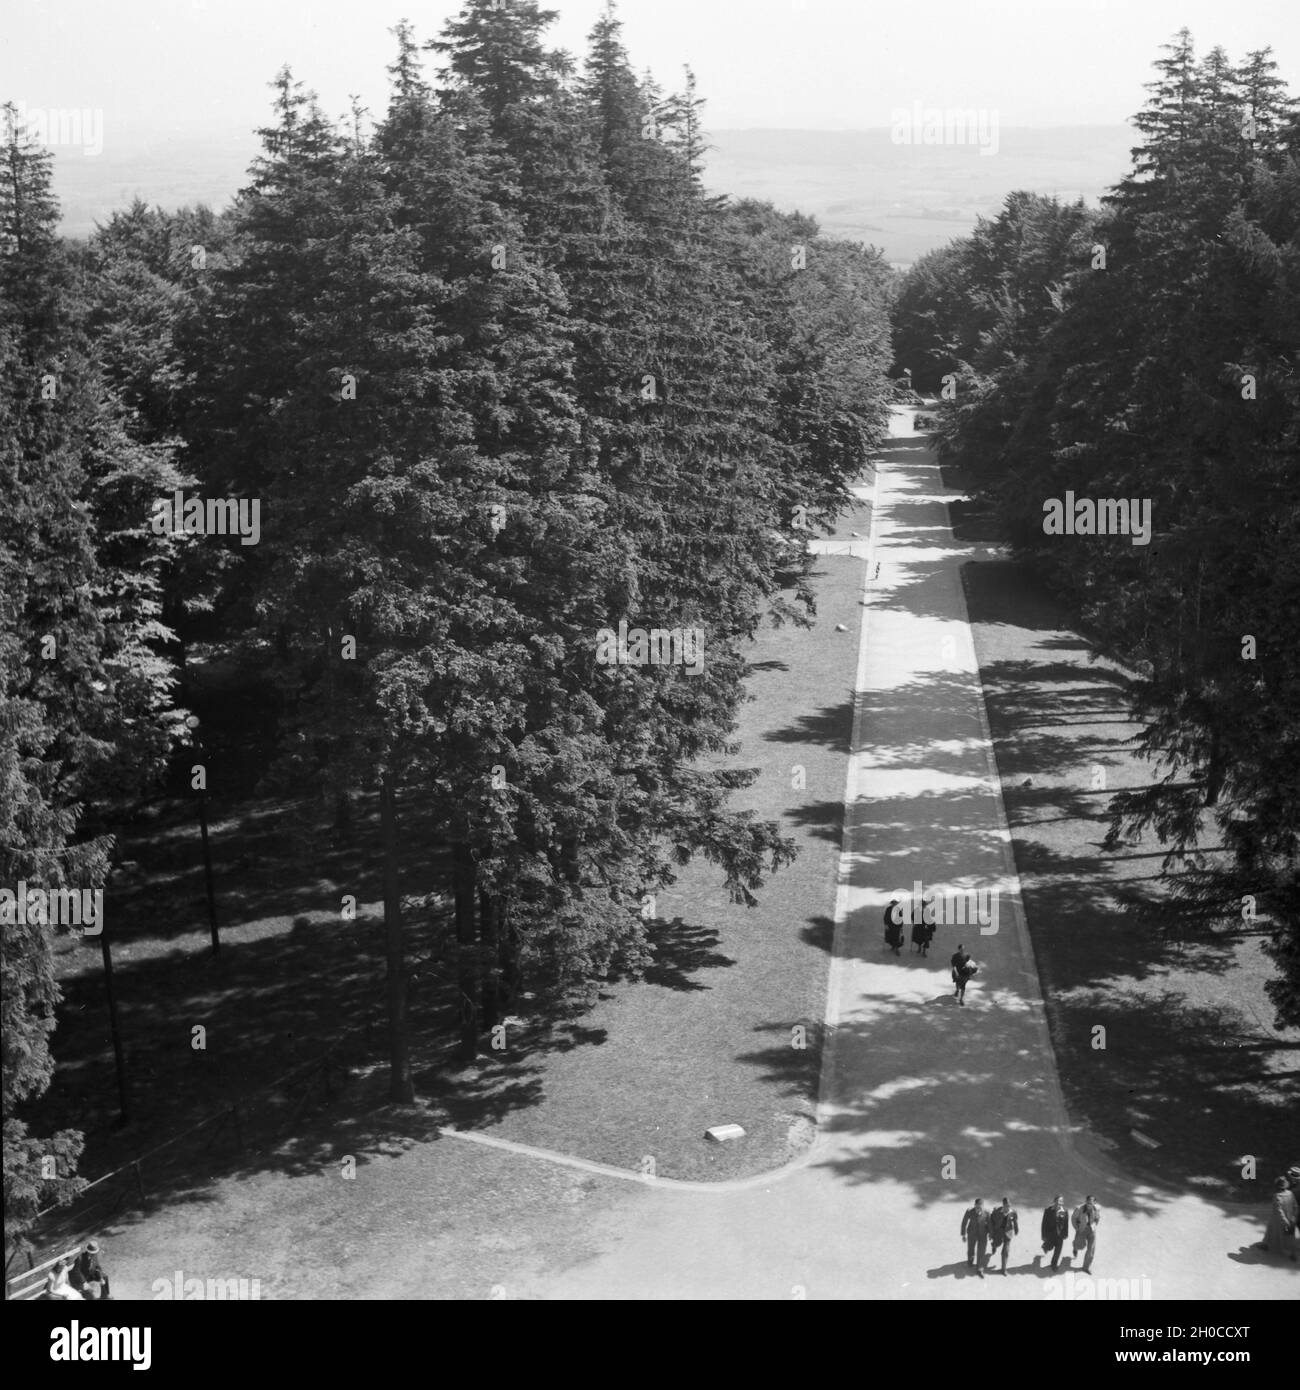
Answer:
20, 494, 871, 1233
964, 559, 1299, 1201
456, 534, 871, 1180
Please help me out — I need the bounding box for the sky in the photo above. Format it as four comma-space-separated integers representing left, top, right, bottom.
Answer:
4, 0, 1299, 148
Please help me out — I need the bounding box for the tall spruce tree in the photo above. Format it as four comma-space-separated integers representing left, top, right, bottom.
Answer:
427, 2, 804, 1033
2, 104, 183, 1238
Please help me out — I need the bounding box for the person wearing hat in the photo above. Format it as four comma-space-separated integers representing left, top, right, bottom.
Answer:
69, 1240, 110, 1300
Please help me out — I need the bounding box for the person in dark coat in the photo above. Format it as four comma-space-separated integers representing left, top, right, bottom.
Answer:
69, 1241, 109, 1300
910, 902, 935, 955
961, 1197, 991, 1277
1258, 1177, 1298, 1260
989, 1197, 1020, 1274
1040, 1194, 1070, 1270
950, 945, 976, 1003
884, 899, 904, 955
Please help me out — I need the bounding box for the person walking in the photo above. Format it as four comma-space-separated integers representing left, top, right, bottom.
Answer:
1072, 1195, 1101, 1273
1040, 1194, 1069, 1270
912, 904, 935, 956
961, 1197, 991, 1277
1257, 1177, 1298, 1260
951, 945, 977, 1004
884, 899, 904, 955
989, 1197, 1020, 1275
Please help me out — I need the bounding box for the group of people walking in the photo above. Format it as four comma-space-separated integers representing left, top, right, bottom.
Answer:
960, 1194, 1100, 1277
882, 901, 981, 1004
882, 898, 936, 956
961, 1170, 1298, 1279
888, 889, 1295, 1279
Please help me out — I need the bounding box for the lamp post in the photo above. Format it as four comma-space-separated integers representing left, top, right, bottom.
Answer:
186, 715, 220, 956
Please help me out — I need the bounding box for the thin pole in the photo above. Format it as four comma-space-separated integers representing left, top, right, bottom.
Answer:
380, 772, 413, 1103
187, 716, 220, 955
99, 922, 129, 1125
198, 790, 219, 956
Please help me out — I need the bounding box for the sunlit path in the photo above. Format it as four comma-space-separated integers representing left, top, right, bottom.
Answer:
98, 410, 1298, 1301
496, 407, 1295, 1299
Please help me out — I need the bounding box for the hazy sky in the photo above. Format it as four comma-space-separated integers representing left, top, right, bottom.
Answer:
4, 0, 1298, 144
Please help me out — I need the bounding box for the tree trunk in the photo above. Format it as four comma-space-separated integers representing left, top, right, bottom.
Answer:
453, 841, 479, 1062
381, 772, 414, 1103
1204, 727, 1225, 807
499, 895, 520, 1010
479, 889, 500, 1031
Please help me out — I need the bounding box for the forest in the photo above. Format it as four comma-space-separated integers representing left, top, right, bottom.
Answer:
5, 10, 1297, 1252
893, 31, 1300, 1036
2, 1, 895, 1236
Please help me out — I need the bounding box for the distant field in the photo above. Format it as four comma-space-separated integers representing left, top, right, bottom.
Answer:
51, 124, 1134, 261
702, 126, 1135, 263
52, 132, 260, 238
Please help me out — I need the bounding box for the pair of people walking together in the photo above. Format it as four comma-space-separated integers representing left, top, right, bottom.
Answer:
882, 899, 936, 956
1039, 1194, 1099, 1272
960, 1197, 1018, 1276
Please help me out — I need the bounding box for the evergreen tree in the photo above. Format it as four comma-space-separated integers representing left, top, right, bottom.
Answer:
900, 35, 1300, 1025
2, 103, 181, 1239
1233, 48, 1296, 158
423, 4, 807, 1036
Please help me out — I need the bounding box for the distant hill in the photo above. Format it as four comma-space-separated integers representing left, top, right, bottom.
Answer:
701, 126, 1135, 264
51, 124, 1135, 262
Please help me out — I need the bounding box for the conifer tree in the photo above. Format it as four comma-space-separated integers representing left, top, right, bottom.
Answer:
2, 103, 183, 1237
425, 3, 804, 1033
902, 35, 1300, 1024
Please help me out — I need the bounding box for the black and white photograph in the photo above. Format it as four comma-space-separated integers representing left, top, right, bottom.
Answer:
2, 0, 1298, 1337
